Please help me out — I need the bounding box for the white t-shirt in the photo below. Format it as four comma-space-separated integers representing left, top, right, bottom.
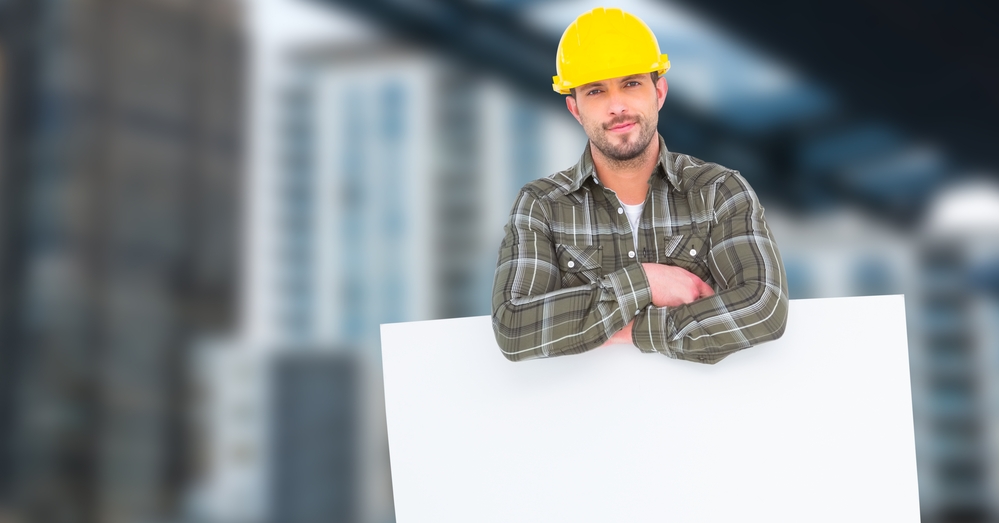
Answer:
621, 201, 645, 251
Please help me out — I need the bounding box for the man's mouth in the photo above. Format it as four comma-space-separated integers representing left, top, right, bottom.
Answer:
606, 120, 638, 133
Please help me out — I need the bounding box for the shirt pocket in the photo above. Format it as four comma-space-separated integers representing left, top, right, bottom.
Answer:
555, 244, 603, 288
662, 225, 711, 279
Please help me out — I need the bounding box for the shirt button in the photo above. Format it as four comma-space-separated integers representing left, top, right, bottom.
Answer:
628, 250, 635, 258
635, 309, 641, 316
567, 260, 575, 268
689, 248, 697, 256
617, 207, 624, 214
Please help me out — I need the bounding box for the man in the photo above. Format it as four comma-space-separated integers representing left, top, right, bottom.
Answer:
491, 7, 788, 364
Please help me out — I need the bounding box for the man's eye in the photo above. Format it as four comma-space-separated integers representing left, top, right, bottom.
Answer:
586, 89, 602, 96
626, 81, 641, 87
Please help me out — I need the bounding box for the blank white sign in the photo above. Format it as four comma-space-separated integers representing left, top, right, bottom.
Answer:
380, 295, 919, 522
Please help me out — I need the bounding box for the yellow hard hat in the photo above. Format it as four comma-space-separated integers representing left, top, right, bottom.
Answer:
552, 7, 670, 95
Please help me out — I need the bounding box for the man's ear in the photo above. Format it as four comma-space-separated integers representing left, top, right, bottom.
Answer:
656, 76, 668, 110
566, 95, 582, 125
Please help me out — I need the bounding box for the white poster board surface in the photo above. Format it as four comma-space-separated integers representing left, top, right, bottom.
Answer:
380, 295, 919, 522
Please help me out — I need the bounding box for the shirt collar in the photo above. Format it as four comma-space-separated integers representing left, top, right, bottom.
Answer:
569, 134, 682, 193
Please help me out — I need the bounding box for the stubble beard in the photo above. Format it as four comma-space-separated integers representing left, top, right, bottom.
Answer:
587, 114, 658, 167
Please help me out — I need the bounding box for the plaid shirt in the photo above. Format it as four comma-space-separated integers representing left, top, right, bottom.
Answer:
491, 135, 788, 364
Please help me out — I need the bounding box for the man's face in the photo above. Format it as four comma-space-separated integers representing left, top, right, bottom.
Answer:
566, 74, 667, 163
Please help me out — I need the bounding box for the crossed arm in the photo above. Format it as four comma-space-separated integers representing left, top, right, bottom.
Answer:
603, 263, 715, 345
491, 173, 788, 364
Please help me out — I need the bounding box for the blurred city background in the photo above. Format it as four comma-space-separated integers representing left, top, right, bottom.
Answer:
0, 0, 996, 522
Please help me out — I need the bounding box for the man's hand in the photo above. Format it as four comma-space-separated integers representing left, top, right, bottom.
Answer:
601, 266, 713, 347
603, 320, 634, 346
641, 263, 714, 307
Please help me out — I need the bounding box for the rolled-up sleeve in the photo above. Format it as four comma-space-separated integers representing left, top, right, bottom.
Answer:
632, 172, 789, 363
491, 188, 653, 361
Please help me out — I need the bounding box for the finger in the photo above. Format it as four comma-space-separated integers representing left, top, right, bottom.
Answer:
697, 278, 715, 297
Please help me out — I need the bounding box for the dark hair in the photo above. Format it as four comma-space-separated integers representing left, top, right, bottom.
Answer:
569, 71, 660, 99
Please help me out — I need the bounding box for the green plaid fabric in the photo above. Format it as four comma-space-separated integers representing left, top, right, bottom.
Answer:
491, 135, 788, 364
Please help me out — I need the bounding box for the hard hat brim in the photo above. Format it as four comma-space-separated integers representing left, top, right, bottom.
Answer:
552, 55, 670, 94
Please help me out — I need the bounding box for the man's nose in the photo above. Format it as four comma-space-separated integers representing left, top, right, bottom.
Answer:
606, 87, 628, 115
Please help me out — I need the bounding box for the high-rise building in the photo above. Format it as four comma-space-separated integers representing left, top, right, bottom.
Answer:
264, 43, 584, 351
198, 40, 584, 523
0, 36, 14, 518
0, 1, 245, 522
270, 351, 358, 523
912, 231, 999, 521
770, 205, 999, 523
